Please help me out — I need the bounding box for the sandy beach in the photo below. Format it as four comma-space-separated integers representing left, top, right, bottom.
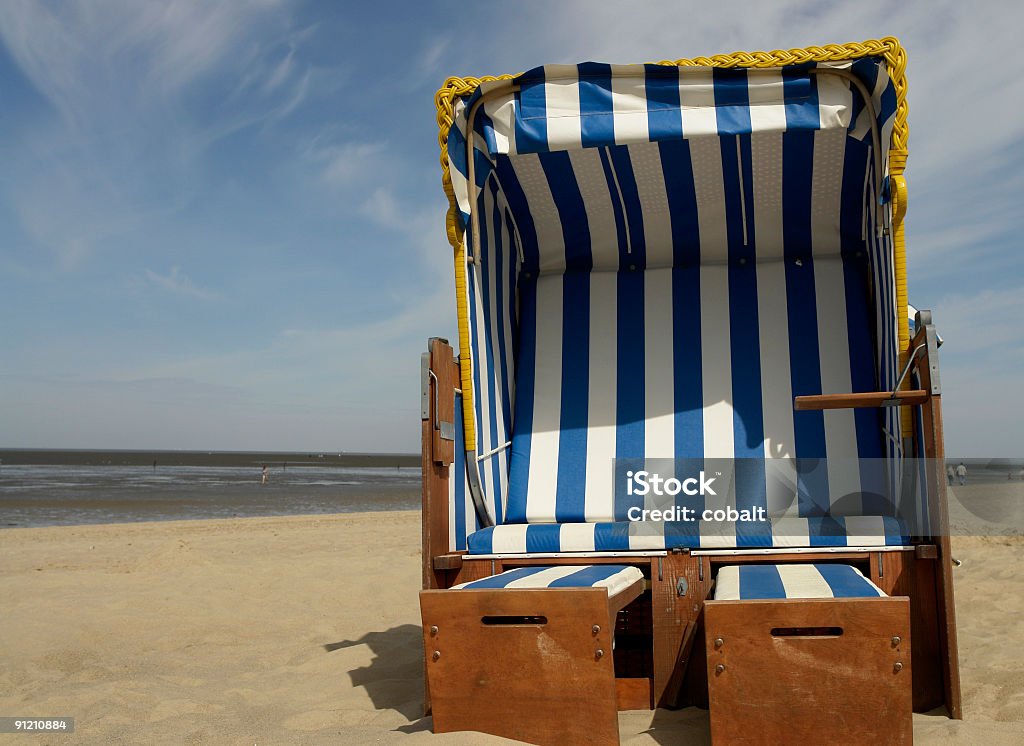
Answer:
2, 509, 1023, 745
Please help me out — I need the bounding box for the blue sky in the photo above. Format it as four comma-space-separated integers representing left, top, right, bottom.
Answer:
0, 1, 1021, 455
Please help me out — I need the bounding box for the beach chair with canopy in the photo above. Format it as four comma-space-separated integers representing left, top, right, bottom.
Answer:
419, 37, 960, 745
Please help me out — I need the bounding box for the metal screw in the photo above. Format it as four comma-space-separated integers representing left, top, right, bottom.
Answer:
893, 661, 903, 673
595, 649, 605, 660
714, 638, 724, 649
891, 636, 901, 647
592, 625, 601, 635
715, 664, 726, 674
430, 626, 438, 636
432, 650, 441, 662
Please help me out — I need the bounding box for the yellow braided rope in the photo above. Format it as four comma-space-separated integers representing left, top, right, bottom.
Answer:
435, 38, 910, 450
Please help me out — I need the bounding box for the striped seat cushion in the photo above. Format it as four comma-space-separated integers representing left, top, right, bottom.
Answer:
714, 563, 885, 600
466, 516, 908, 554
452, 565, 643, 597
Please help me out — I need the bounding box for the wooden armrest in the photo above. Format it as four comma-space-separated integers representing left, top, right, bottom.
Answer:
794, 390, 929, 411
432, 553, 464, 571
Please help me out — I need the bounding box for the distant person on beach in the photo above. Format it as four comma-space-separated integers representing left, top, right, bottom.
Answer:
1019, 468, 1024, 482
955, 462, 967, 486
153, 459, 157, 472
947, 465, 955, 486
261, 464, 268, 486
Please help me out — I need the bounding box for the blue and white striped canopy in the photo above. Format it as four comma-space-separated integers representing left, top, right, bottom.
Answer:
442, 54, 908, 549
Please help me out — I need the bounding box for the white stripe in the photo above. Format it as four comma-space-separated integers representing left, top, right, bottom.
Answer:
750, 132, 784, 260
593, 566, 645, 597
810, 128, 845, 258
526, 275, 563, 521
699, 519, 738, 549
543, 65, 582, 152
560, 523, 597, 552
777, 564, 836, 598
610, 65, 650, 144
482, 94, 516, 156
645, 268, 675, 459
490, 524, 528, 554
769, 517, 811, 548
713, 565, 741, 599
817, 67, 855, 131
507, 155, 566, 274
504, 566, 581, 588
843, 516, 888, 547
629, 521, 669, 550
679, 67, 718, 137
585, 272, 619, 520
700, 266, 734, 458
815, 259, 862, 509
746, 69, 787, 132
627, 142, 674, 268
567, 149, 621, 271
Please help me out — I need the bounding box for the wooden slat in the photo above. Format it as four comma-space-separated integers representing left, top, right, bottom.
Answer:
706, 597, 912, 745
794, 390, 928, 410
420, 587, 622, 746
432, 553, 464, 571
430, 339, 455, 466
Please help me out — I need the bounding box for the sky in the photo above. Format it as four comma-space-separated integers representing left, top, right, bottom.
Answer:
0, 0, 1021, 456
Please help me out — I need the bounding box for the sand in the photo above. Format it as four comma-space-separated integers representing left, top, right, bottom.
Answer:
1, 511, 1022, 745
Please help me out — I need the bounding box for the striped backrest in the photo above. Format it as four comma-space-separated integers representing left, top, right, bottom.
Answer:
452, 59, 904, 529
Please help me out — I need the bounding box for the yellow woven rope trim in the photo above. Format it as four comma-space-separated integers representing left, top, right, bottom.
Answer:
435, 38, 909, 451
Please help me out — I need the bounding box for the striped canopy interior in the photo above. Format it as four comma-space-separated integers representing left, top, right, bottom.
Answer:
446, 57, 905, 543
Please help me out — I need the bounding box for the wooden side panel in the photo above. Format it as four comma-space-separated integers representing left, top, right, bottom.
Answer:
420, 588, 622, 746
872, 550, 944, 711
705, 598, 912, 745
421, 340, 457, 592
430, 340, 456, 466
911, 322, 963, 718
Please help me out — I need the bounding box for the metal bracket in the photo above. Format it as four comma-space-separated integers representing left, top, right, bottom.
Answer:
420, 352, 431, 421
676, 577, 688, 597
438, 421, 455, 441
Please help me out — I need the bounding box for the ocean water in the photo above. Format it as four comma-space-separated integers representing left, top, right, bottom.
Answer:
0, 450, 420, 528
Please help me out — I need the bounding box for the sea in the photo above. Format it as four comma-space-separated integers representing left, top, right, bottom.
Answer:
0, 449, 420, 529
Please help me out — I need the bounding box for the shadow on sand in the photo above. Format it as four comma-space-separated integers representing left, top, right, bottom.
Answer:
324, 624, 427, 724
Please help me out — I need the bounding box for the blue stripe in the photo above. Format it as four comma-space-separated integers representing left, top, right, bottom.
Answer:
453, 394, 467, 550
505, 277, 538, 523
616, 270, 645, 462
783, 130, 829, 515
738, 565, 787, 599
578, 62, 614, 149
782, 64, 819, 131
524, 524, 562, 553
609, 146, 648, 268
548, 565, 631, 588
460, 566, 549, 589
477, 185, 503, 524
514, 69, 548, 153
645, 64, 683, 141
595, 522, 631, 551
673, 266, 703, 459
540, 151, 593, 271
713, 68, 751, 136
492, 193, 513, 438
555, 272, 590, 521
722, 134, 767, 543
659, 140, 701, 266
808, 516, 847, 547
598, 148, 628, 264
466, 525, 492, 553
496, 157, 540, 274
815, 563, 880, 598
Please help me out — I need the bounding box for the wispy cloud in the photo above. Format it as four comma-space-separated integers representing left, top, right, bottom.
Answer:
144, 267, 220, 301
